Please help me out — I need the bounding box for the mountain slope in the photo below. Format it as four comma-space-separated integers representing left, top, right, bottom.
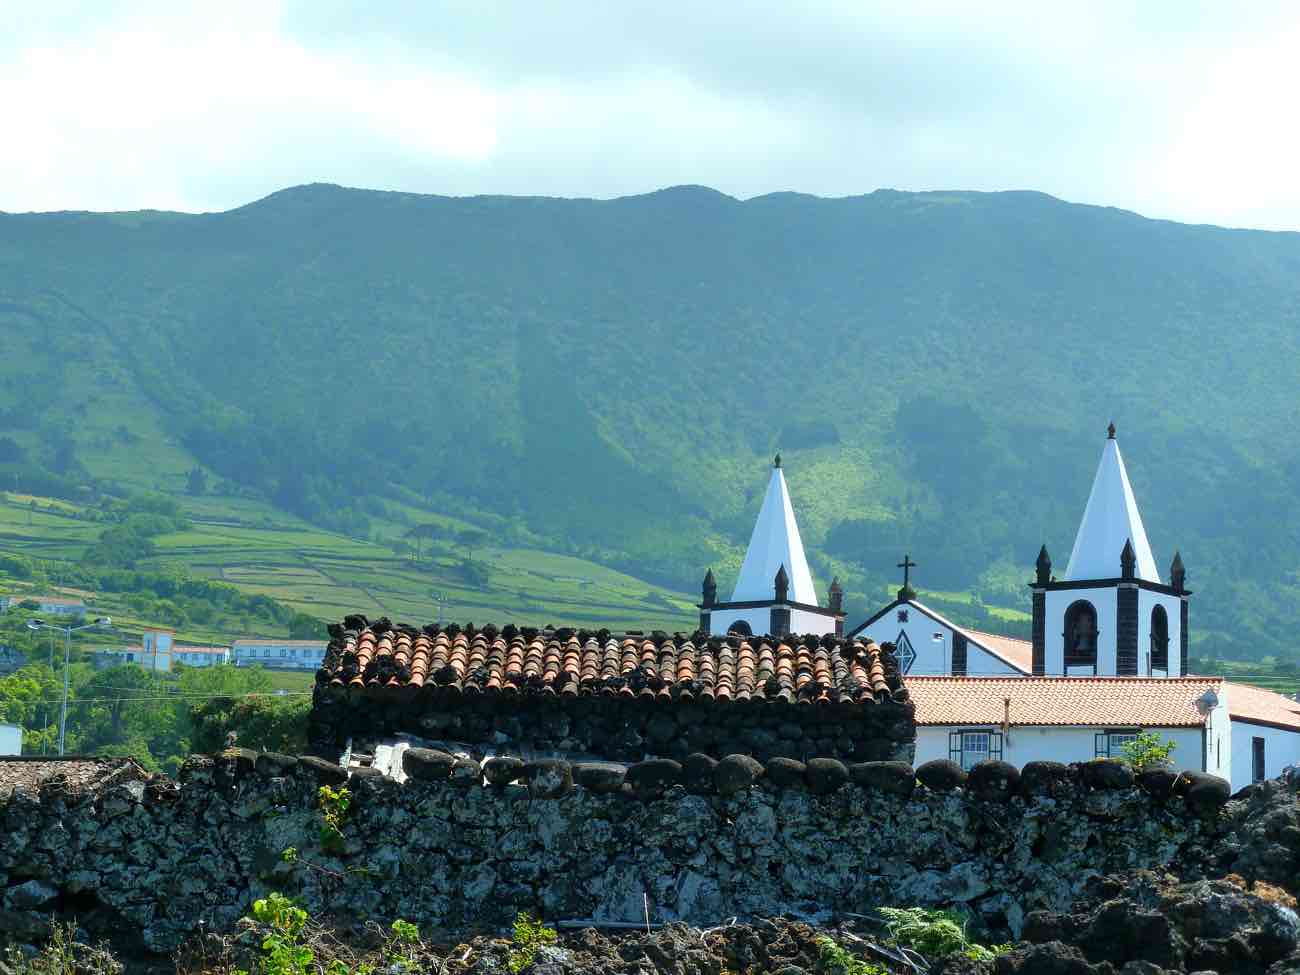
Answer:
2, 184, 1299, 658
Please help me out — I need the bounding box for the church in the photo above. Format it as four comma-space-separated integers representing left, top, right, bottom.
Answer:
699, 424, 1300, 791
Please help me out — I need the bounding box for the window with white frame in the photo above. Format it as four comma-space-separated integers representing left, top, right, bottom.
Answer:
948, 729, 1003, 770
1094, 728, 1139, 759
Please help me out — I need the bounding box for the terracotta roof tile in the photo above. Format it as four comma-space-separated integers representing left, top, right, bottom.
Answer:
962, 628, 1034, 674
1225, 681, 1300, 731
318, 621, 903, 708
907, 676, 1222, 727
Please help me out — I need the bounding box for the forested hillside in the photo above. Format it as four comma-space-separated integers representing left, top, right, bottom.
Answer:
3, 184, 1299, 661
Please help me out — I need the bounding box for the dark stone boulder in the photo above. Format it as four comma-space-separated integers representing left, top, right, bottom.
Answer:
645, 712, 679, 743
1021, 761, 1074, 798
402, 748, 456, 782
450, 757, 482, 782
714, 754, 764, 797
805, 758, 850, 795
1176, 771, 1231, 814
917, 759, 967, 792
1136, 768, 1178, 799
1080, 759, 1135, 790
573, 762, 626, 794
254, 752, 298, 777
681, 753, 718, 794
625, 759, 682, 799
968, 760, 1021, 802
296, 754, 349, 785
522, 759, 574, 799
994, 941, 1115, 974
765, 757, 806, 789
847, 761, 914, 798
483, 756, 525, 786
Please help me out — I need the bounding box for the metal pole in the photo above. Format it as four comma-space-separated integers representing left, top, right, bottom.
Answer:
58, 626, 70, 756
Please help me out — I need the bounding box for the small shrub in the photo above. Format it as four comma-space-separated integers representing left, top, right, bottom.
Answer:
877, 906, 1011, 962
1118, 731, 1176, 771
318, 785, 351, 852
508, 913, 558, 974
814, 936, 887, 975
2, 923, 121, 975
240, 892, 313, 975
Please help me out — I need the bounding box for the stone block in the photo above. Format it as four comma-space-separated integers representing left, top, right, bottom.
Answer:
450, 757, 482, 782
714, 755, 764, 797
805, 758, 850, 795
402, 748, 456, 782
1080, 759, 1135, 791
765, 757, 806, 789
1020, 761, 1074, 797
1137, 768, 1178, 799
483, 757, 525, 786
850, 761, 916, 798
573, 762, 626, 794
254, 752, 299, 777
523, 760, 574, 799
297, 755, 349, 785
681, 753, 718, 794
917, 759, 967, 792
967, 760, 1020, 802
1177, 771, 1231, 814
625, 759, 682, 799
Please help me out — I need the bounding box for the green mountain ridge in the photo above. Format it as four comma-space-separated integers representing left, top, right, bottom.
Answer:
3, 183, 1300, 657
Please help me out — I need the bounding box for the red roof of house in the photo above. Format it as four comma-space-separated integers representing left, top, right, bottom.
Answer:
908, 676, 1222, 727
1224, 681, 1300, 731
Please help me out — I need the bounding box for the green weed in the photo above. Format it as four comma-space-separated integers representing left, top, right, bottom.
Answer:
508, 913, 558, 974
814, 936, 887, 975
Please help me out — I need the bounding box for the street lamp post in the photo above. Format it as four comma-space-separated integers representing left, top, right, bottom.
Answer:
27, 616, 110, 756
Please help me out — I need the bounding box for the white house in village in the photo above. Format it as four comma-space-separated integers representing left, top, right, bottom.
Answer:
94, 628, 231, 672
698, 456, 844, 638
702, 426, 1300, 792
0, 594, 87, 617
232, 638, 327, 670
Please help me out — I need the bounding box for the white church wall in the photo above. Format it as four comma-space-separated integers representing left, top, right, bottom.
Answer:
857, 608, 1022, 677
1136, 589, 1182, 677
1229, 720, 1300, 792
1044, 587, 1119, 675
790, 608, 837, 637
916, 724, 1206, 771
708, 608, 772, 638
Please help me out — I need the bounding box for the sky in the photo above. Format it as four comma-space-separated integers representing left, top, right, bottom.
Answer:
3, 1, 1300, 230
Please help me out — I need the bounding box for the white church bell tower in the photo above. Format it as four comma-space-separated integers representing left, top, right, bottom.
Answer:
1030, 424, 1189, 677
699, 456, 845, 638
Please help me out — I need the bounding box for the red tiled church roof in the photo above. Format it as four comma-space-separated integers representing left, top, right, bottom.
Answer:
316, 620, 902, 708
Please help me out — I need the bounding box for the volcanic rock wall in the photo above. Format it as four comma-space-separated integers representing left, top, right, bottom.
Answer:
0, 750, 1263, 956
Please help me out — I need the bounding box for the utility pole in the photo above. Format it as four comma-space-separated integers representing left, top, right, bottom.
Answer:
27, 616, 111, 756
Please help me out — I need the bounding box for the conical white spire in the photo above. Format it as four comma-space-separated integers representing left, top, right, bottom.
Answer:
1064, 425, 1160, 582
731, 457, 819, 603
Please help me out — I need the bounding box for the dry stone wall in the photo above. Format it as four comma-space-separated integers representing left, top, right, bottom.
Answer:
0, 750, 1241, 956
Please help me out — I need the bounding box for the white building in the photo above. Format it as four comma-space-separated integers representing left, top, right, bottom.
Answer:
0, 723, 20, 756
0, 594, 87, 617
698, 456, 844, 638
909, 675, 1300, 792
232, 638, 327, 670
94, 629, 231, 671
851, 591, 1032, 676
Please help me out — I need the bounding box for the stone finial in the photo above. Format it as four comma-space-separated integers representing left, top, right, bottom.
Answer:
1035, 545, 1052, 586
828, 576, 843, 613
1107, 421, 1116, 439
1120, 538, 1136, 579
774, 564, 790, 602
773, 453, 782, 469
701, 568, 717, 608
1170, 551, 1186, 593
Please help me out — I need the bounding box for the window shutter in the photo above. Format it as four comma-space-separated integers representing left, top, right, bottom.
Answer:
1095, 732, 1107, 758
949, 731, 962, 764
990, 733, 1004, 762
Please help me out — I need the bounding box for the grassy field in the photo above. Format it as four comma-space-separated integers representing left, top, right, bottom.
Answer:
0, 490, 698, 644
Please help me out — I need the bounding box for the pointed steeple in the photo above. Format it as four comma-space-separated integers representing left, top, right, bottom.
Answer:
1170, 551, 1186, 593
730, 461, 818, 603
828, 577, 843, 614
774, 564, 789, 602
1064, 426, 1160, 582
701, 568, 717, 608
1035, 545, 1052, 586
1120, 538, 1136, 579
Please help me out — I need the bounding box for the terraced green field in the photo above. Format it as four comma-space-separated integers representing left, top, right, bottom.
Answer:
0, 491, 698, 644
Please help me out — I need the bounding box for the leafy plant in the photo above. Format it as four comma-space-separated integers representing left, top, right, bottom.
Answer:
814, 936, 886, 975
1118, 731, 1176, 771
317, 785, 352, 853
508, 913, 558, 974
877, 906, 1012, 962
1, 922, 121, 975
384, 920, 421, 970
241, 893, 313, 975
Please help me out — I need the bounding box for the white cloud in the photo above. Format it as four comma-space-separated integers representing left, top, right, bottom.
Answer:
2, 1, 1300, 229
